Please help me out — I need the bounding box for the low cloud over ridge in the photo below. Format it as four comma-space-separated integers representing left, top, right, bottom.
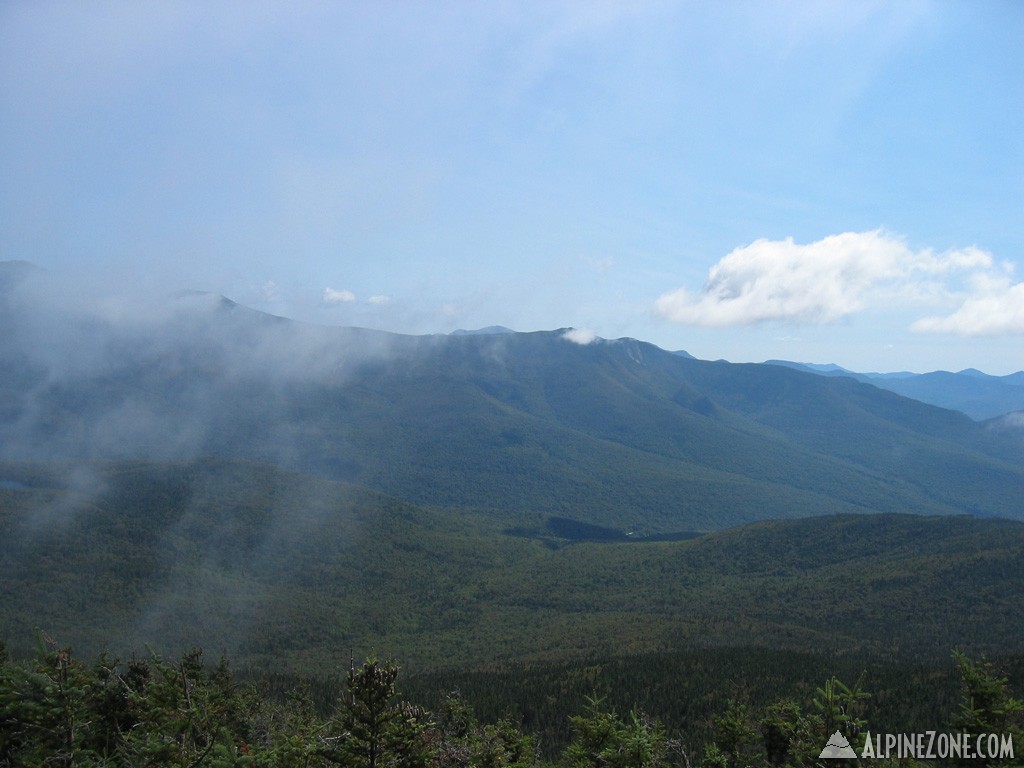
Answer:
562, 328, 598, 345
323, 287, 356, 304
654, 230, 1022, 335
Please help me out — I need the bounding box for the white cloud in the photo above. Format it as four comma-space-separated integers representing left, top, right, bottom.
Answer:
654, 230, 1004, 329
323, 287, 356, 304
366, 295, 390, 305
562, 327, 598, 345
912, 280, 1024, 336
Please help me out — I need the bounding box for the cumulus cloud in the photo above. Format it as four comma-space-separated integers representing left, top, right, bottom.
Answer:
912, 280, 1024, 336
562, 327, 598, 345
654, 230, 1010, 330
323, 287, 356, 304
366, 295, 390, 305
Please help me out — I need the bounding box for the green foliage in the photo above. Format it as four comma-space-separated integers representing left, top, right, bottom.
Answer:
812, 674, 870, 743
0, 646, 540, 768
759, 701, 815, 767
325, 655, 433, 767
0, 636, 248, 766
2, 642, 1022, 768
432, 692, 538, 767
3, 460, 1024, 672
0, 635, 92, 767
116, 649, 247, 767
951, 651, 1024, 767
706, 699, 758, 768
563, 695, 672, 768
702, 675, 871, 768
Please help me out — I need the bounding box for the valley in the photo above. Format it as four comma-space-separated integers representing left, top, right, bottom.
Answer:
2, 270, 1022, 763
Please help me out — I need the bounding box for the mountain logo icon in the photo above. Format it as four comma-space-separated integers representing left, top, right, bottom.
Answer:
819, 730, 858, 759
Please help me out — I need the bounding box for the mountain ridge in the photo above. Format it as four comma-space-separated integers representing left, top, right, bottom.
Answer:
2, 263, 1023, 674
2, 271, 1022, 533
765, 359, 1024, 420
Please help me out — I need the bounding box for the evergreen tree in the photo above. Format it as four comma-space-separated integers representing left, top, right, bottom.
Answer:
562, 695, 671, 768
0, 635, 99, 767
327, 656, 432, 767
951, 651, 1023, 768
812, 674, 869, 743
117, 648, 247, 766
757, 700, 822, 768
704, 699, 757, 768
432, 692, 538, 767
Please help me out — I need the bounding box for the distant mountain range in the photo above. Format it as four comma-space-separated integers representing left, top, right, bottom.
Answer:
1, 260, 1022, 534
765, 360, 1024, 420
2, 259, 1024, 671
449, 325, 516, 336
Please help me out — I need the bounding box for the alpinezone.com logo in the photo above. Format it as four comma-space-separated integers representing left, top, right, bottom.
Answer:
820, 730, 1016, 761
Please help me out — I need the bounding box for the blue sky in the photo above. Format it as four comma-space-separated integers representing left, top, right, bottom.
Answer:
2, 1, 1022, 373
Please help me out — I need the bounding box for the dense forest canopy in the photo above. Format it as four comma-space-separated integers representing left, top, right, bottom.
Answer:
3, 639, 1022, 767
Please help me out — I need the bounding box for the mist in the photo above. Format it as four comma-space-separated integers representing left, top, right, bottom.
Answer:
0, 260, 422, 470
0, 261, 411, 654
0, 259, 548, 661
0, 255, 413, 653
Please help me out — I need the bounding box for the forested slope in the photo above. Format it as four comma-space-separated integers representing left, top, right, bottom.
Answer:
3, 458, 1022, 671
3, 290, 1023, 532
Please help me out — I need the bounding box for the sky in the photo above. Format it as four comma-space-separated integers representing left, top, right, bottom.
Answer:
1, 1, 1022, 374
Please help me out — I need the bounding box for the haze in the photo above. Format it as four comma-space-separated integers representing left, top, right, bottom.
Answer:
1, 1, 1022, 373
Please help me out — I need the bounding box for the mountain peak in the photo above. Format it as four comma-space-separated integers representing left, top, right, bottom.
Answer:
449, 326, 516, 336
